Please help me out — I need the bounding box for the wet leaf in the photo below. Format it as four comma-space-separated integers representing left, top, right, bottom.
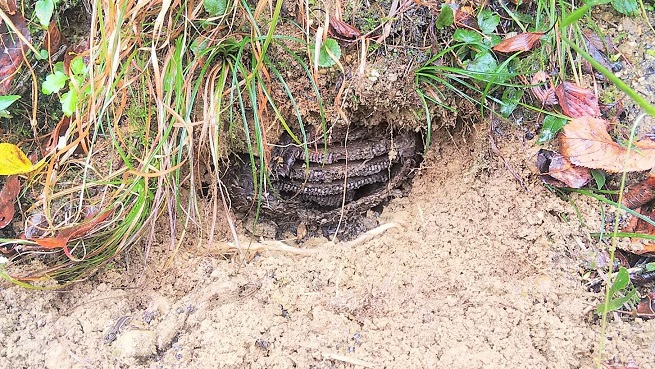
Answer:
0, 176, 19, 228
0, 143, 33, 175
477, 9, 499, 34
560, 116, 655, 172
499, 87, 523, 117
0, 12, 30, 94
0, 95, 19, 111
493, 32, 544, 53
453, 29, 482, 43
328, 18, 361, 39
436, 5, 454, 29
316, 38, 341, 68
536, 149, 592, 188
35, 0, 55, 27
42, 70, 68, 95
60, 89, 77, 116
467, 52, 497, 74
611, 0, 639, 16
555, 82, 600, 118
204, 0, 227, 16
538, 115, 567, 143
591, 169, 606, 189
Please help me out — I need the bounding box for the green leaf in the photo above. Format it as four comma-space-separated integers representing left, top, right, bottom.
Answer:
467, 51, 497, 74
596, 295, 631, 314
0, 95, 20, 111
477, 9, 500, 34
609, 267, 630, 295
70, 57, 86, 76
538, 116, 567, 143
35, 0, 55, 27
436, 5, 454, 29
611, 0, 639, 15
42, 71, 68, 95
499, 87, 523, 117
591, 170, 606, 189
61, 89, 78, 116
453, 29, 482, 43
646, 262, 655, 272
316, 38, 341, 68
204, 0, 228, 16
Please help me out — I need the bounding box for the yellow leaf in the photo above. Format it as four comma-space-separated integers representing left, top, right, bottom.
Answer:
0, 143, 34, 175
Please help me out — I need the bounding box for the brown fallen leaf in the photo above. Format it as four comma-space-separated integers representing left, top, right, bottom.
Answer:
555, 82, 600, 118
45, 20, 65, 57
0, 175, 19, 228
636, 292, 655, 317
622, 174, 655, 209
328, 18, 361, 39
493, 32, 544, 53
29, 209, 113, 259
0, 12, 30, 94
530, 71, 557, 106
42, 116, 71, 156
0, 0, 16, 13
560, 116, 655, 172
536, 149, 592, 188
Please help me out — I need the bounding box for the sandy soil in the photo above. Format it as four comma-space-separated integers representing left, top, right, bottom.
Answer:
1, 119, 654, 369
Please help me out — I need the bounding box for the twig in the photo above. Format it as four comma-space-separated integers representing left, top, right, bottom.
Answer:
322, 352, 378, 367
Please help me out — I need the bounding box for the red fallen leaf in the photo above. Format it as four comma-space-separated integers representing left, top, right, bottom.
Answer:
555, 82, 601, 118
530, 71, 557, 106
560, 117, 655, 172
45, 20, 65, 57
0, 0, 16, 13
536, 149, 592, 188
493, 32, 544, 53
42, 116, 71, 156
622, 174, 655, 209
0, 12, 30, 94
328, 18, 361, 39
29, 209, 113, 259
636, 292, 655, 317
0, 175, 19, 228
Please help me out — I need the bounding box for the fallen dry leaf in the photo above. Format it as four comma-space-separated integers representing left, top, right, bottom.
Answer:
42, 116, 70, 156
0, 175, 19, 228
29, 209, 113, 259
622, 175, 655, 209
328, 18, 361, 39
636, 292, 655, 317
0, 0, 16, 13
531, 71, 557, 106
0, 12, 30, 94
493, 32, 544, 53
536, 149, 592, 188
45, 20, 65, 57
555, 82, 600, 118
560, 116, 655, 172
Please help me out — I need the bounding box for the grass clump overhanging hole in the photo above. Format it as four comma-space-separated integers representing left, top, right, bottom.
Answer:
0, 0, 325, 287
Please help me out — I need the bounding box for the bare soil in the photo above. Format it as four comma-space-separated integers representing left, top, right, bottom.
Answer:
1, 119, 654, 368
